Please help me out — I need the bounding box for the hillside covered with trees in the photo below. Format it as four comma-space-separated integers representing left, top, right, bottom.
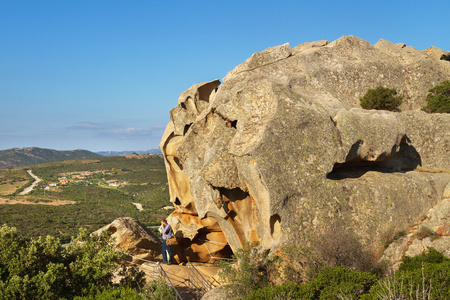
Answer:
0, 154, 171, 243
0, 147, 102, 169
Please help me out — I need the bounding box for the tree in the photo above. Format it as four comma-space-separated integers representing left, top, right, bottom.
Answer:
0, 225, 145, 299
422, 80, 450, 113
360, 86, 403, 111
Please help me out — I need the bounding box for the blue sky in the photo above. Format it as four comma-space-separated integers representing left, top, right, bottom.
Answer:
1, 0, 449, 152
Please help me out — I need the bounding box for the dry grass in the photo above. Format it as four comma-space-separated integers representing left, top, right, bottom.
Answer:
414, 167, 450, 174
375, 264, 433, 300
381, 226, 407, 249
0, 196, 75, 206
0, 180, 29, 195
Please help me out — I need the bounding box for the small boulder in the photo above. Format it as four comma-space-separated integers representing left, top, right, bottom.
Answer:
93, 217, 161, 264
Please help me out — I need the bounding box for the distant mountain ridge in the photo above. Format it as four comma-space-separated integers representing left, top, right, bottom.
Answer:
96, 149, 162, 156
0, 147, 102, 169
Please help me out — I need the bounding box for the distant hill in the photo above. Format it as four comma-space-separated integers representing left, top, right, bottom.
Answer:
96, 149, 162, 156
0, 147, 102, 169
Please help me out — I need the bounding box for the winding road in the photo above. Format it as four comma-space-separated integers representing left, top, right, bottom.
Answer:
19, 170, 42, 195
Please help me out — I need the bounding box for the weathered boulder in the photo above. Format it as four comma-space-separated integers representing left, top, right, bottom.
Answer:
160, 35, 450, 265
93, 217, 161, 264
381, 197, 450, 271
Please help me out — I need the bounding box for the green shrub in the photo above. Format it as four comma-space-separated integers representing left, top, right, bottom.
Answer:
365, 260, 450, 299
218, 242, 278, 299
246, 281, 305, 300
0, 225, 145, 299
245, 248, 450, 300
74, 286, 142, 300
247, 266, 378, 300
305, 266, 377, 299
360, 86, 403, 111
422, 80, 450, 113
141, 278, 176, 300
363, 248, 450, 299
399, 247, 447, 272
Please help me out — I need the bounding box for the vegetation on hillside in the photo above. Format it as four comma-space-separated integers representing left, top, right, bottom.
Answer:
0, 147, 102, 169
360, 86, 403, 111
0, 168, 33, 195
0, 155, 171, 242
0, 224, 175, 300
422, 80, 450, 113
219, 244, 450, 300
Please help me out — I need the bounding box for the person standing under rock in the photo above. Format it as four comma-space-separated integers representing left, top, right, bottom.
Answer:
160, 219, 173, 264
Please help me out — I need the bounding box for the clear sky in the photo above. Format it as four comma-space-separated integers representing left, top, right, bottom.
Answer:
1, 0, 449, 152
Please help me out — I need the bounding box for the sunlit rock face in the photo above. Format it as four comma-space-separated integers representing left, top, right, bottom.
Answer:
160, 36, 450, 263
93, 217, 161, 264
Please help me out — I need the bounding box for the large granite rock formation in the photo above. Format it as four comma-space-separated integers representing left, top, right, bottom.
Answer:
160, 35, 450, 264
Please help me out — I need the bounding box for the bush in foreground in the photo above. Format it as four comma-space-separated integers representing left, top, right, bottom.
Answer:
247, 266, 377, 300
74, 286, 143, 300
240, 245, 449, 299
141, 278, 176, 300
218, 242, 279, 299
0, 224, 145, 299
362, 248, 450, 299
360, 86, 403, 111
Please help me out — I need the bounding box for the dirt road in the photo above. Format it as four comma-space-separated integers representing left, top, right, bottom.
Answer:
19, 170, 41, 195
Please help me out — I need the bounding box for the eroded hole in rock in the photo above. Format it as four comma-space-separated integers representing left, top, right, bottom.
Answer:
167, 155, 183, 171
226, 210, 238, 221
215, 187, 249, 202
226, 120, 237, 129
108, 226, 117, 234
327, 136, 422, 180
185, 203, 194, 211
215, 111, 237, 130
270, 214, 281, 238
190, 228, 234, 261
174, 197, 181, 206
173, 156, 183, 170
198, 83, 217, 102
183, 123, 192, 135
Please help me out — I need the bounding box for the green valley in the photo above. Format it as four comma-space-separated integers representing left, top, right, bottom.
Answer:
0, 154, 171, 243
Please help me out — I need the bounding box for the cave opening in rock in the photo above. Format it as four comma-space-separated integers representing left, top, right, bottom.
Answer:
190, 219, 235, 262
215, 186, 249, 202
270, 214, 281, 239
183, 123, 192, 135
226, 119, 237, 129
170, 156, 183, 171
327, 136, 422, 180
